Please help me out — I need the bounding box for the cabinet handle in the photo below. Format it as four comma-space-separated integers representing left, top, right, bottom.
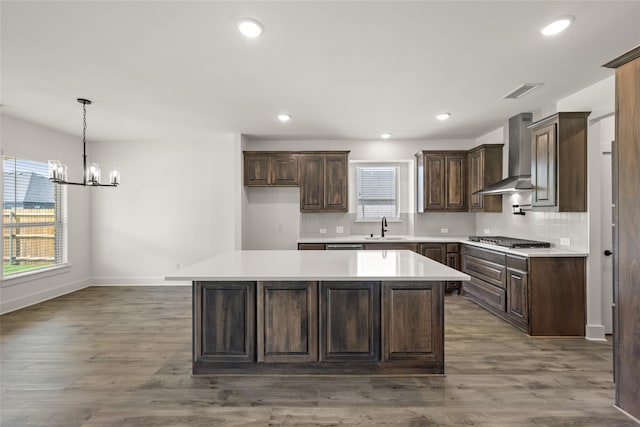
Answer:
604, 250, 613, 256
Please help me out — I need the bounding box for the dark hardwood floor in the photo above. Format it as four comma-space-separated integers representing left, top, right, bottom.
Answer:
0, 286, 635, 426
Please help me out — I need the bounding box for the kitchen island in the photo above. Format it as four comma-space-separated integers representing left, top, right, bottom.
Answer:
165, 250, 469, 375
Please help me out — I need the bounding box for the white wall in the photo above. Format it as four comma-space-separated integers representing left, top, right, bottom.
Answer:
242, 138, 475, 248
0, 115, 92, 313
90, 135, 239, 284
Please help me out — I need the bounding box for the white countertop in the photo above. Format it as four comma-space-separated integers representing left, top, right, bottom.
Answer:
298, 235, 468, 244
297, 236, 588, 258
165, 250, 470, 282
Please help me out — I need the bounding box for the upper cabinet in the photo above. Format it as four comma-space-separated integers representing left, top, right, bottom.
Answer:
528, 112, 590, 212
244, 152, 299, 186
416, 151, 467, 212
468, 144, 503, 212
300, 152, 349, 212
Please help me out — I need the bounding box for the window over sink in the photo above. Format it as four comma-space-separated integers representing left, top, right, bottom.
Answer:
354, 164, 401, 221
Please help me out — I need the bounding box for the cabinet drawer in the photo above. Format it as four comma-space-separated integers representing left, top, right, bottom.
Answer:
463, 245, 506, 264
446, 243, 459, 253
507, 255, 528, 271
462, 254, 506, 289
463, 276, 506, 312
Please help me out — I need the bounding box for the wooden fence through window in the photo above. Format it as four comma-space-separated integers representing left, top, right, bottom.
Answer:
3, 208, 56, 265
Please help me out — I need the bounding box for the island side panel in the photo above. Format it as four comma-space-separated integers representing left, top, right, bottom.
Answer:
382, 281, 444, 372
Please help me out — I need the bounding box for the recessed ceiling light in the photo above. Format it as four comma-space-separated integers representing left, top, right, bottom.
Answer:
237, 18, 264, 38
278, 114, 291, 122
436, 112, 451, 121
540, 16, 574, 36
381, 133, 392, 139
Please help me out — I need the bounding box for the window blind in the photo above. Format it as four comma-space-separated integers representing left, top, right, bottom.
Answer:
3, 156, 66, 277
356, 166, 399, 219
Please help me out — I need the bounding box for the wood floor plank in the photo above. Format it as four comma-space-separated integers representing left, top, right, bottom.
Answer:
0, 286, 636, 426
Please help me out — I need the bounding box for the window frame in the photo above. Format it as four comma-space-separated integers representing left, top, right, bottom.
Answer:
353, 162, 402, 222
2, 155, 68, 282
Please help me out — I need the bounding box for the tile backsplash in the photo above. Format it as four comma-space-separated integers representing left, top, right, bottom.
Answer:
475, 193, 588, 252
300, 213, 411, 237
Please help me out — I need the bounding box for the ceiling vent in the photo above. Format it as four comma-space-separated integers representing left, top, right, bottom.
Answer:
502, 83, 544, 99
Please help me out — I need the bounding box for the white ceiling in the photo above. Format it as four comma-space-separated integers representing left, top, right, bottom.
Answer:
1, 1, 639, 143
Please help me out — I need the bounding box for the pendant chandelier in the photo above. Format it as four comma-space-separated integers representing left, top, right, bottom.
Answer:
48, 98, 120, 187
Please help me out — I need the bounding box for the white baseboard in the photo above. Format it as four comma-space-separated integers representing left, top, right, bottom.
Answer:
585, 324, 607, 341
0, 278, 91, 315
91, 276, 190, 286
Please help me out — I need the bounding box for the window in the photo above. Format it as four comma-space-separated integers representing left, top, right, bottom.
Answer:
3, 156, 67, 277
355, 165, 400, 220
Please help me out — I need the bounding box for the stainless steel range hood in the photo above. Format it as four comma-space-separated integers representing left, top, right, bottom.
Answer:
473, 113, 533, 195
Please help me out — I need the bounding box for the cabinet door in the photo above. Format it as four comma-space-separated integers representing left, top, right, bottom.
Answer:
194, 281, 255, 364
271, 154, 299, 186
506, 268, 529, 328
244, 154, 271, 186
420, 243, 445, 263
446, 252, 461, 294
468, 149, 484, 210
257, 282, 318, 363
320, 281, 380, 362
324, 154, 348, 211
531, 123, 557, 208
300, 154, 324, 211
383, 281, 443, 367
445, 154, 467, 211
424, 154, 446, 210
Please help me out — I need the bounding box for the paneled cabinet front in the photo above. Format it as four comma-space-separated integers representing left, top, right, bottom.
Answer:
194, 281, 255, 364
257, 281, 318, 363
319, 281, 380, 362
528, 112, 590, 212
383, 282, 443, 369
244, 152, 299, 186
300, 152, 349, 212
416, 151, 467, 212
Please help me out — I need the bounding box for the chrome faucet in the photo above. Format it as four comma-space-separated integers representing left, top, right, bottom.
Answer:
381, 216, 388, 238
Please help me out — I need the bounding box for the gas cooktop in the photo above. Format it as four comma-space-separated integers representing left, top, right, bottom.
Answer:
468, 236, 551, 249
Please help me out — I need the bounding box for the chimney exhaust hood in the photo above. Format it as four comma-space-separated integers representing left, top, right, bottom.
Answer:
473, 113, 533, 195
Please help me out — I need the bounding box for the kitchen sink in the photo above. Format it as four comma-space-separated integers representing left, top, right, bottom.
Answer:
364, 236, 406, 241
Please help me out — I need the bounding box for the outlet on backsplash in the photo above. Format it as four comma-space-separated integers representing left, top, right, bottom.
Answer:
440, 228, 449, 234
320, 228, 327, 234
560, 238, 571, 246
483, 229, 490, 235
336, 226, 344, 234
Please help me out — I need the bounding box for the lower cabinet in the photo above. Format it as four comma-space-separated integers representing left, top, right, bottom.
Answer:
505, 256, 529, 329
461, 245, 585, 336
320, 281, 380, 362
193, 280, 445, 374
194, 281, 256, 364
420, 243, 461, 294
383, 281, 443, 369
257, 281, 318, 363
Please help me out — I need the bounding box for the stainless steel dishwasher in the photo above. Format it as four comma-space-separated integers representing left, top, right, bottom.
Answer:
325, 243, 364, 250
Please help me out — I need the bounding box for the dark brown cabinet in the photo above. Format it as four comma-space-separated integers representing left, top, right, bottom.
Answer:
416, 151, 467, 212
419, 243, 460, 294
300, 152, 349, 212
468, 144, 503, 212
319, 281, 380, 362
193, 281, 255, 366
506, 256, 529, 329
461, 244, 585, 336
528, 112, 590, 212
257, 281, 317, 363
383, 281, 443, 369
244, 152, 299, 186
